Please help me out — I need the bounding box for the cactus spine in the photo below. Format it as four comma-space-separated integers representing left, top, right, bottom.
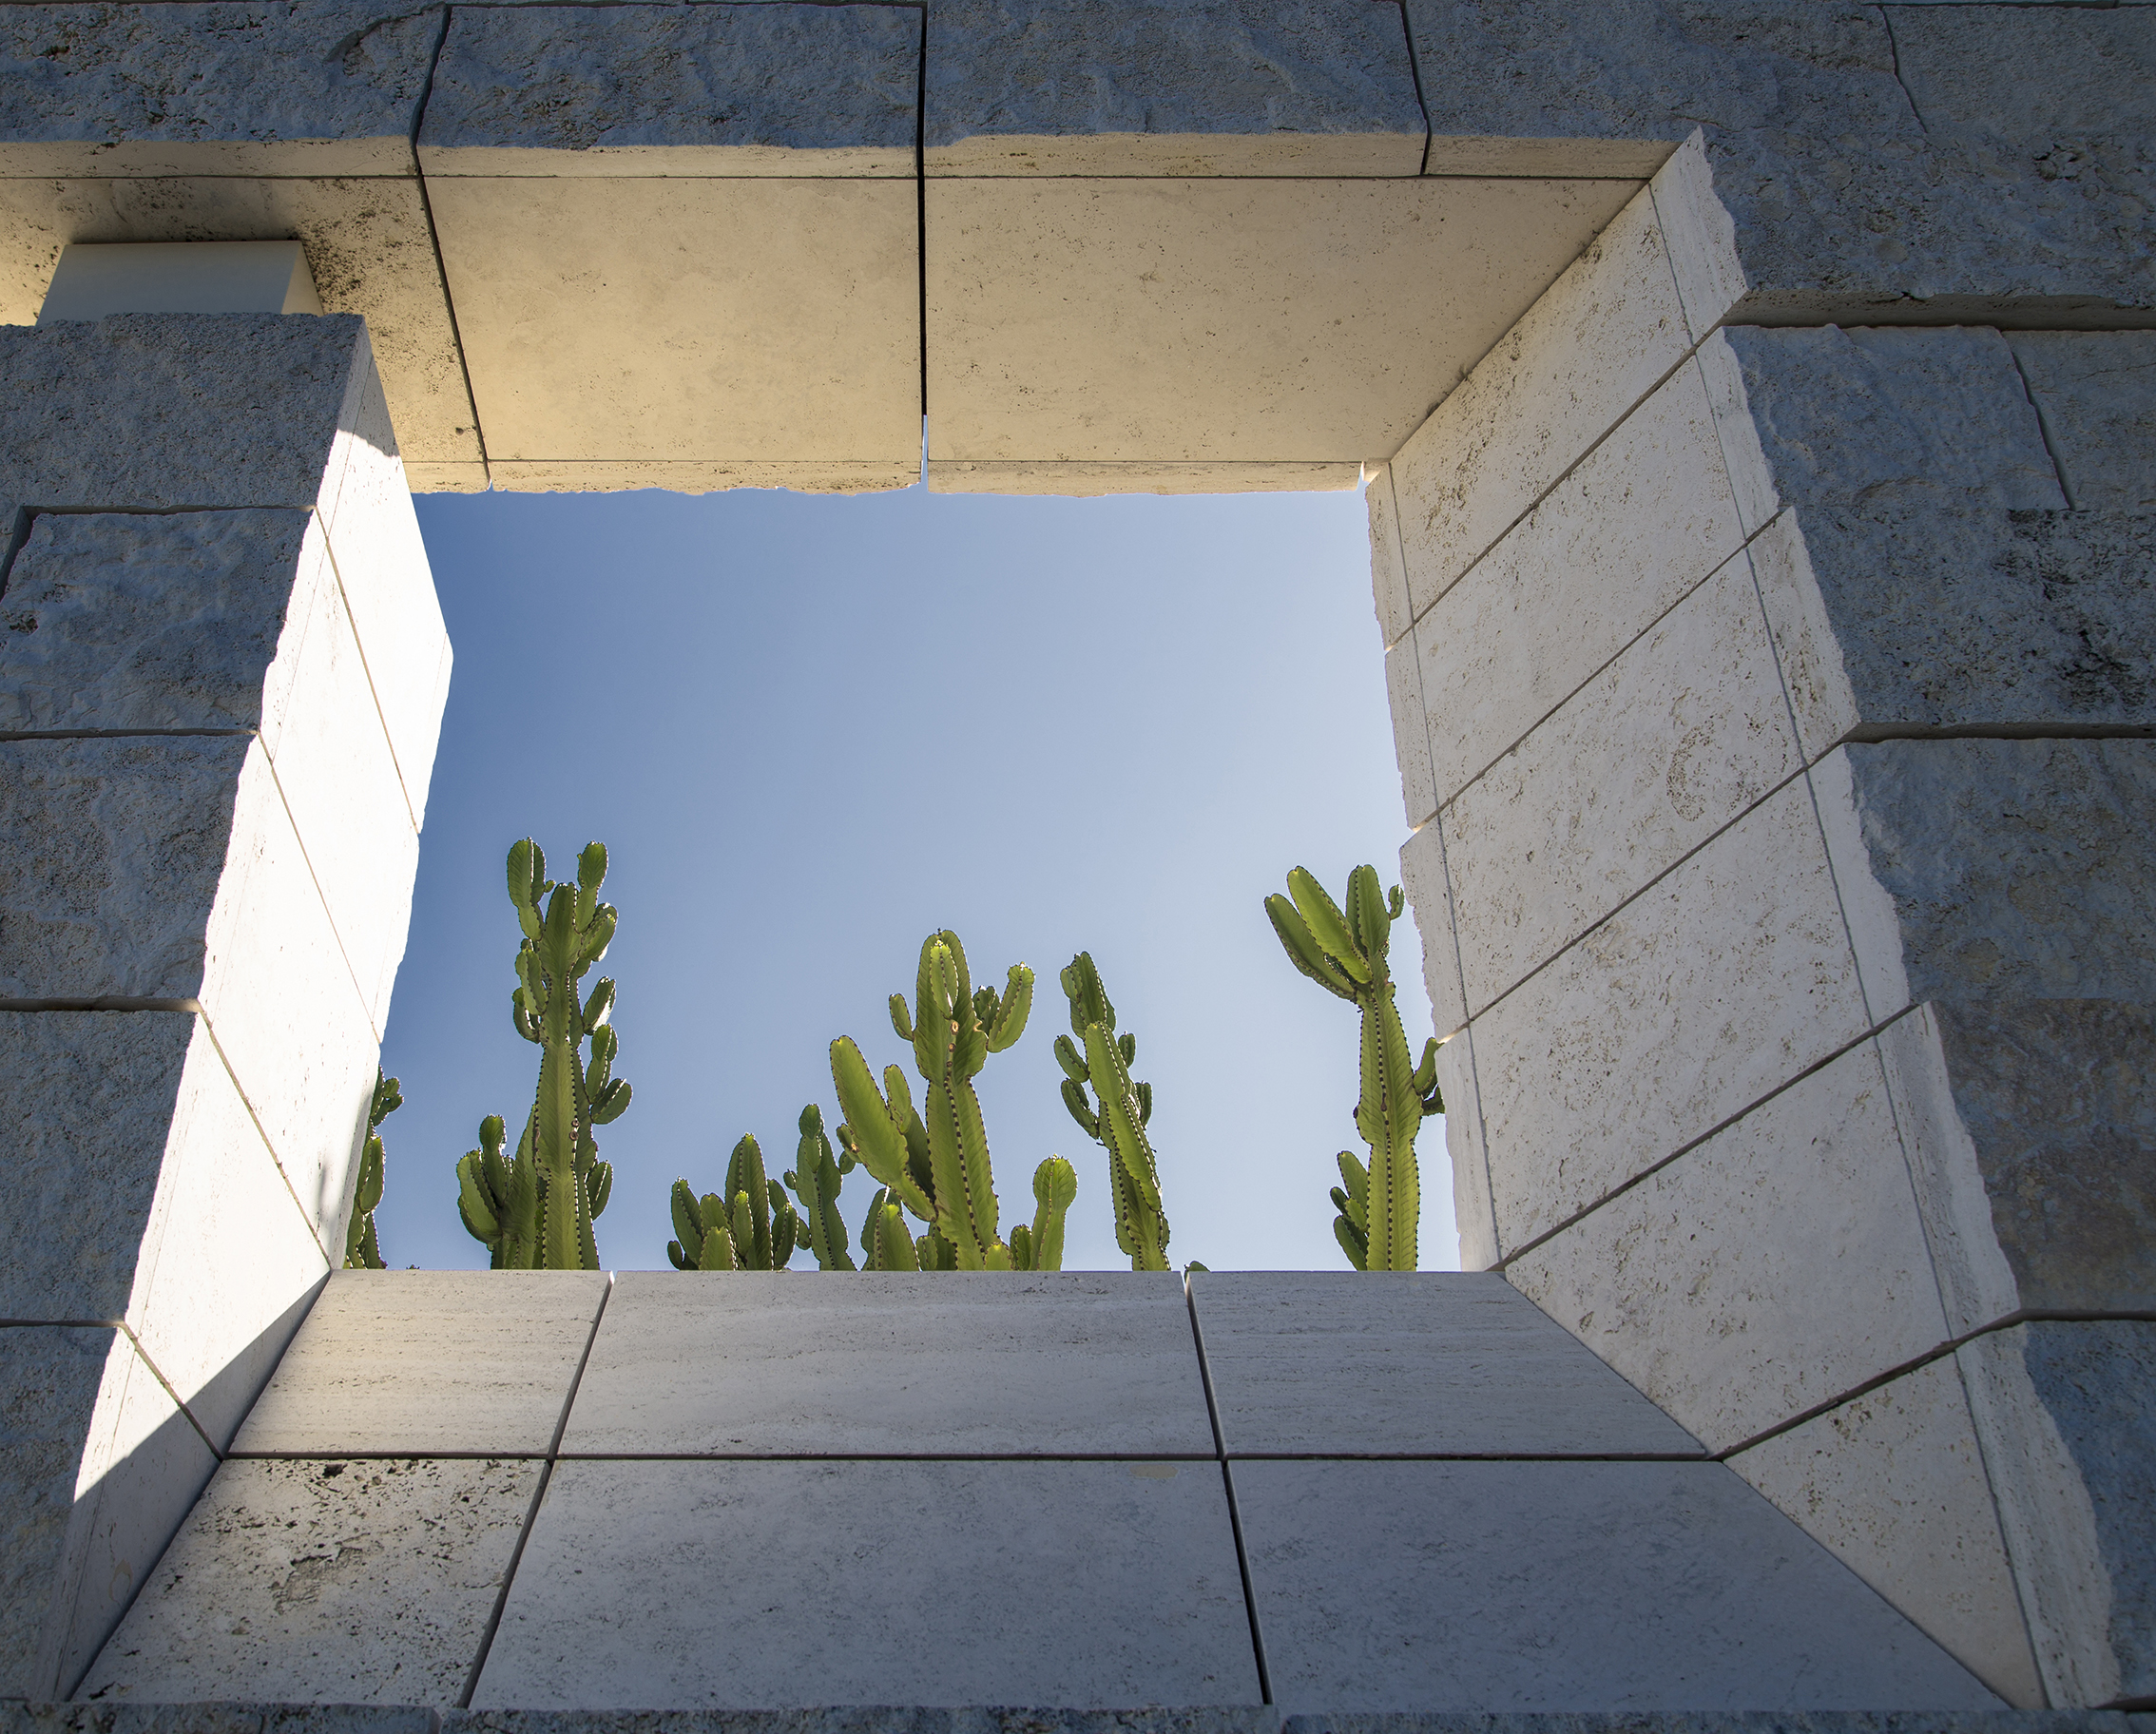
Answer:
343, 1069, 400, 1270
1054, 954, 1169, 1270
667, 1133, 802, 1270
1265, 865, 1441, 1271
454, 838, 631, 1270
828, 929, 1072, 1271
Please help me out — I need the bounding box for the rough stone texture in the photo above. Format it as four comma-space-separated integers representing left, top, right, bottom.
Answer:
1730, 1358, 2043, 1706
1367, 467, 1412, 651
1431, 552, 1800, 1016
1384, 638, 1437, 833
923, 0, 1425, 176
2010, 332, 2156, 511
561, 1271, 1213, 1458
474, 1458, 1261, 1708
1753, 507, 2156, 765
420, 5, 918, 178
81, 1456, 539, 1707
0, 4, 435, 178
451, 1718, 1273, 1734
232, 1272, 607, 1457
1280, 1717, 2137, 1734
1236, 1459, 1997, 1713
1373, 183, 1690, 619
1469, 776, 1871, 1255
8, 1707, 434, 1734
1508, 1044, 1949, 1456
1188, 1272, 1700, 1458
1960, 1322, 2156, 1707
1404, 355, 1746, 811
920, 459, 1360, 497
924, 176, 1640, 474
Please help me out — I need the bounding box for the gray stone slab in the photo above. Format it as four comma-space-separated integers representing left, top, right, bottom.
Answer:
80, 1456, 539, 1706
1189, 1273, 1701, 1458
2011, 332, 2156, 511
1280, 1716, 2137, 1734
1235, 1459, 2000, 1713
1889, 7, 2156, 157
475, 1458, 1261, 1708
2, 1326, 114, 1699
560, 1271, 1215, 1458
421, 6, 918, 177
924, 0, 1426, 176
0, 4, 436, 178
6, 1708, 435, 1734
449, 1716, 1271, 1734
231, 1271, 608, 1457
0, 510, 314, 736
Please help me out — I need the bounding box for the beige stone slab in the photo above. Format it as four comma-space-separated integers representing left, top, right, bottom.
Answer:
1439, 552, 1800, 1014
0, 178, 478, 468
80, 1456, 538, 1706
561, 1272, 1215, 1458
1385, 636, 1437, 830
1508, 1042, 1950, 1455
925, 176, 1639, 469
404, 461, 491, 496
1436, 1028, 1498, 1272
430, 177, 919, 468
1397, 818, 1468, 1043
1365, 464, 1412, 648
1646, 133, 1750, 342
1471, 776, 1872, 1256
491, 459, 918, 497
1387, 183, 1690, 620
232, 1271, 608, 1457
1191, 1272, 1701, 1457
1408, 354, 1748, 810
1731, 1356, 2041, 1707
923, 458, 1359, 495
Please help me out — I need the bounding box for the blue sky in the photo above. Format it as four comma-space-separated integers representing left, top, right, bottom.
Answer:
373, 480, 1455, 1273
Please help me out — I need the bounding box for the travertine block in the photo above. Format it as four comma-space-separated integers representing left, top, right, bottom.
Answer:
12, 1707, 433, 1734
1435, 1030, 1497, 1271
420, 5, 918, 178
1189, 1272, 1701, 1458
2010, 332, 2156, 511
0, 4, 435, 178
1959, 1321, 2156, 1707
1407, 356, 1746, 809
486, 459, 918, 497
38, 240, 321, 323
1384, 639, 1437, 830
560, 1272, 1213, 1458
233, 1271, 608, 1457
923, 0, 1425, 177
1236, 1458, 1995, 1712
1471, 777, 1870, 1254
1436, 552, 1800, 1014
1730, 1357, 2041, 1706
1508, 1044, 1949, 1455
922, 458, 1360, 497
1365, 466, 1412, 650
1386, 186, 1690, 617
475, 1459, 1261, 1707
1753, 507, 2156, 764
1398, 819, 1468, 1044
81, 1456, 540, 1706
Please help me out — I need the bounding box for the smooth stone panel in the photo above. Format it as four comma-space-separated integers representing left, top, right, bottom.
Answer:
923, 0, 1425, 177
1470, 749, 1871, 1255
1508, 1044, 1950, 1455
2010, 332, 2156, 510
0, 4, 435, 178
475, 1458, 1261, 1708
1754, 506, 2156, 765
1730, 1357, 2042, 1706
232, 1271, 609, 1457
925, 176, 1640, 470
420, 5, 918, 178
81, 1456, 539, 1706
1434, 550, 1800, 1013
1190, 1272, 1700, 1458
1237, 1458, 1997, 1713
561, 1272, 1214, 1458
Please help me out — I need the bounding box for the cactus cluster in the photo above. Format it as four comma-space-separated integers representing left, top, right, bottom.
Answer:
454, 838, 632, 1270
343, 1069, 400, 1270
1055, 954, 1170, 1271
1266, 865, 1441, 1270
667, 1133, 802, 1269
829, 930, 1075, 1271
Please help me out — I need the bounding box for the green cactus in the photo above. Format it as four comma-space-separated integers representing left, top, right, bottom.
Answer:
453, 838, 630, 1270
828, 929, 1072, 1271
1266, 865, 1442, 1271
1054, 954, 1169, 1271
343, 1069, 400, 1270
667, 1133, 802, 1270
782, 1104, 859, 1271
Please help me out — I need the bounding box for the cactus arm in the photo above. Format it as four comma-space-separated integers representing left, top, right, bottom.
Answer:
702, 1218, 739, 1270
1060, 1078, 1100, 1139
1288, 867, 1373, 983
1083, 1025, 1163, 1217
877, 1200, 921, 1271
922, 1081, 988, 1268
1030, 1157, 1076, 1272
1357, 990, 1421, 1271
1052, 1035, 1088, 1084
1334, 1214, 1369, 1271
830, 1039, 936, 1219
1266, 896, 1358, 1000
1008, 1222, 1034, 1271
985, 964, 1032, 1052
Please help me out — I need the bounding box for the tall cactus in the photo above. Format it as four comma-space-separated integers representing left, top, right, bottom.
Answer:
343, 1069, 400, 1270
784, 1104, 858, 1272
1054, 954, 1169, 1271
454, 838, 631, 1270
667, 1133, 802, 1270
827, 929, 1073, 1271
1266, 865, 1441, 1271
